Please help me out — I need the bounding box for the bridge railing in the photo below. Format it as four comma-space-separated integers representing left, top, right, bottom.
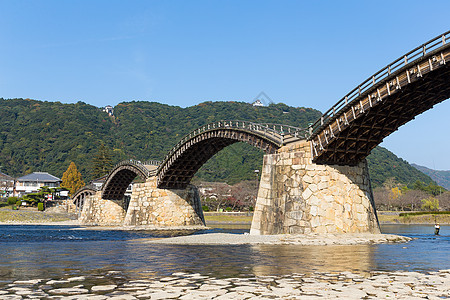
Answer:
308, 30, 450, 138
158, 120, 309, 170
110, 159, 161, 177
72, 183, 100, 198
257, 122, 310, 139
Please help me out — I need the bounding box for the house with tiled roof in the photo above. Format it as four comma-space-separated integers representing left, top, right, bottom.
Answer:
15, 172, 61, 197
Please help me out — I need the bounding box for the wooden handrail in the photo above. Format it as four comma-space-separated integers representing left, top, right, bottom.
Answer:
309, 30, 450, 138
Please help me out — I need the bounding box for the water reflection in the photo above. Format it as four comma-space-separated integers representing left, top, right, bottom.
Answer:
251, 244, 376, 276
113, 243, 379, 278
1, 240, 379, 282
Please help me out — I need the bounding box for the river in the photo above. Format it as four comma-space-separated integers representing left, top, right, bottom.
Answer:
0, 224, 448, 287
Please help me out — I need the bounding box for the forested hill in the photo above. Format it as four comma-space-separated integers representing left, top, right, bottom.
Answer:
0, 98, 434, 188
411, 164, 450, 190
367, 147, 434, 188
0, 99, 113, 177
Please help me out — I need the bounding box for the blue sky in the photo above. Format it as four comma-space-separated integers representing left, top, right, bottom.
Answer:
0, 0, 449, 170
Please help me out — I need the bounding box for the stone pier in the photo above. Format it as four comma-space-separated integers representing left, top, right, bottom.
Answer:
78, 178, 206, 228
250, 140, 380, 235
78, 191, 127, 226
123, 177, 205, 228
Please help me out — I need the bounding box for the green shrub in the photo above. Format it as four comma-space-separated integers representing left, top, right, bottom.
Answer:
7, 197, 18, 205
225, 207, 232, 212
399, 211, 450, 217
16, 200, 22, 207
37, 202, 44, 211
12, 205, 18, 210
202, 205, 209, 212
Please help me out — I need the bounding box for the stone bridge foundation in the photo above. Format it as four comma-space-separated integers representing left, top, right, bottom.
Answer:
123, 177, 205, 228
250, 140, 380, 235
79, 191, 127, 226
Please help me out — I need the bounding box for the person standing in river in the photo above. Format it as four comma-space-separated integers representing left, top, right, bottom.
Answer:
434, 223, 440, 235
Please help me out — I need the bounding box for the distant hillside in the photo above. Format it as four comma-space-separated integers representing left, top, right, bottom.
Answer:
0, 98, 320, 183
0, 98, 435, 187
0, 99, 115, 178
411, 164, 450, 190
367, 147, 435, 188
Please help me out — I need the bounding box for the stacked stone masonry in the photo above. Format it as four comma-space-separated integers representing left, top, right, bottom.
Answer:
251, 140, 380, 235
79, 179, 205, 228
79, 191, 127, 226
123, 177, 205, 227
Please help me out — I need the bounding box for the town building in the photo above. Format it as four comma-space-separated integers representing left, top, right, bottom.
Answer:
0, 171, 14, 198
15, 172, 62, 197
91, 175, 108, 190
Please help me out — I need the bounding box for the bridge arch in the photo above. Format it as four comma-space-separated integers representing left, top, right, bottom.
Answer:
309, 31, 450, 165
72, 184, 98, 200
101, 160, 159, 200
72, 184, 99, 217
157, 120, 307, 189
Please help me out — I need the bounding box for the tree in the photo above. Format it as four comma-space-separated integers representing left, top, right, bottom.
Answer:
382, 178, 399, 211
412, 180, 446, 196
437, 192, 450, 211
389, 187, 402, 210
61, 162, 85, 195
421, 196, 439, 211
400, 189, 428, 211
92, 142, 113, 179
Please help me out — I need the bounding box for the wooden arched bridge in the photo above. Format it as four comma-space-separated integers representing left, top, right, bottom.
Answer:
156, 120, 308, 189
71, 184, 100, 217
94, 121, 308, 200
73, 31, 449, 234
102, 159, 159, 200
308, 31, 450, 165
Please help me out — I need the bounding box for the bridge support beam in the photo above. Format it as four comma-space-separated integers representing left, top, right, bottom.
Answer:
79, 191, 127, 226
250, 140, 380, 235
123, 177, 206, 228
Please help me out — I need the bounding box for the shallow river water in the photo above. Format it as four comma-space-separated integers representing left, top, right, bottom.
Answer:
0, 224, 448, 286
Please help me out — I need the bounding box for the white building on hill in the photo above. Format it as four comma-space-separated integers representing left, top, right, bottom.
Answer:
252, 99, 264, 107
103, 105, 114, 116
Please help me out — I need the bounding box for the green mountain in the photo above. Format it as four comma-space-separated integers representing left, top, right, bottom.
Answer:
0, 98, 435, 187
0, 99, 114, 178
411, 164, 450, 190
366, 147, 435, 188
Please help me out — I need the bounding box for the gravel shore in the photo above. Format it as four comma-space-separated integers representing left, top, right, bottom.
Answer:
148, 232, 412, 245
1, 269, 448, 299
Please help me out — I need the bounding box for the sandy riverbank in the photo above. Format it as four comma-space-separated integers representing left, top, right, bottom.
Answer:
147, 232, 412, 245
0, 206, 77, 225
0, 219, 80, 226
